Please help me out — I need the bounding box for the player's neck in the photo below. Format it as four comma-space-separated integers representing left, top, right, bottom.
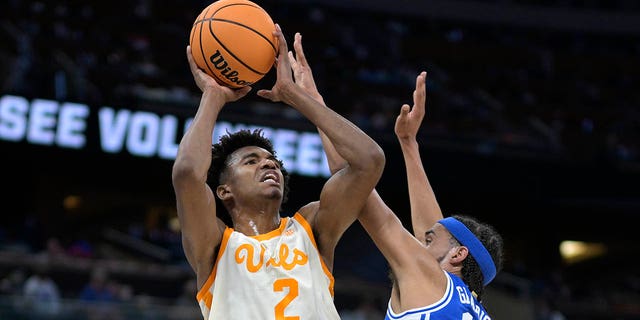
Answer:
231, 208, 281, 236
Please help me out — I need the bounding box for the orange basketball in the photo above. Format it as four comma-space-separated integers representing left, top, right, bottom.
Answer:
189, 0, 277, 88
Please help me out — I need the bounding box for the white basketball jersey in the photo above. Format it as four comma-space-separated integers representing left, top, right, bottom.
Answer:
197, 213, 340, 320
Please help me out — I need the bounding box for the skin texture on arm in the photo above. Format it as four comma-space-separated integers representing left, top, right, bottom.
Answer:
258, 26, 385, 269
394, 72, 444, 243
287, 33, 447, 310
172, 45, 251, 289
290, 52, 446, 311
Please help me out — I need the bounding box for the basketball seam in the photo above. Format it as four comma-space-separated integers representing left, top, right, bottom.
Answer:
199, 20, 242, 88
209, 2, 275, 73
207, 21, 268, 76
191, 6, 203, 46
212, 18, 277, 53
193, 3, 260, 24
197, 21, 221, 81
212, 3, 259, 15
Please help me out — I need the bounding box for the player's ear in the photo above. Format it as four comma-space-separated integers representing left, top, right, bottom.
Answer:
216, 184, 232, 201
450, 246, 469, 264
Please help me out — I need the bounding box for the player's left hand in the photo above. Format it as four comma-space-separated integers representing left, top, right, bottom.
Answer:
257, 24, 295, 103
289, 32, 323, 103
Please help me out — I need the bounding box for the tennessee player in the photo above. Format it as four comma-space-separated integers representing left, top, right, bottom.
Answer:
173, 24, 385, 320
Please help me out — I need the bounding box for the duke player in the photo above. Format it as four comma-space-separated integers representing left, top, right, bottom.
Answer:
287, 32, 504, 320
173, 24, 385, 319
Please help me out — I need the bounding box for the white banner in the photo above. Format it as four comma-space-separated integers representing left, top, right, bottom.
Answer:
0, 94, 331, 178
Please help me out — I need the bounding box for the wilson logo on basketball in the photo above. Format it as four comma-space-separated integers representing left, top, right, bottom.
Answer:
209, 50, 253, 87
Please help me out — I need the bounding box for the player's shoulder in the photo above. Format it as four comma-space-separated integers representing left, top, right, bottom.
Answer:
297, 201, 320, 224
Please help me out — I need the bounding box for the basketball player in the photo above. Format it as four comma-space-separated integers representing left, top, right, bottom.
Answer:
288, 32, 504, 319
173, 24, 385, 320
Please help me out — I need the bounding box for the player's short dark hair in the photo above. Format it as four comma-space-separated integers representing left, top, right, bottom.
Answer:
452, 214, 504, 300
209, 129, 290, 226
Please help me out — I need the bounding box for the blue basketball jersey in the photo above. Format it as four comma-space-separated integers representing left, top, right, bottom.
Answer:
384, 271, 491, 320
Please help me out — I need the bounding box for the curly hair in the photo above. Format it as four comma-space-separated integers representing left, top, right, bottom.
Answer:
451, 214, 504, 301
208, 129, 290, 226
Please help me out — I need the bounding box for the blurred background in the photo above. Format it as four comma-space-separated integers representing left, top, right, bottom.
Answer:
1, 0, 639, 319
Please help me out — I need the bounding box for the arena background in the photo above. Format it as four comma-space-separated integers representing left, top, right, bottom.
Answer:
1, 0, 639, 319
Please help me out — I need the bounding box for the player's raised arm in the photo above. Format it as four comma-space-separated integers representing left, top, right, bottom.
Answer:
287, 32, 429, 275
394, 72, 443, 243
286, 32, 346, 174
172, 45, 250, 288
258, 26, 385, 266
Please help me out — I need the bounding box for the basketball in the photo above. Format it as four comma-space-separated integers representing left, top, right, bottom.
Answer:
189, 0, 278, 88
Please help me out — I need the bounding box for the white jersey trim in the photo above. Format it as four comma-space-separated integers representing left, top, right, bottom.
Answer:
386, 270, 454, 319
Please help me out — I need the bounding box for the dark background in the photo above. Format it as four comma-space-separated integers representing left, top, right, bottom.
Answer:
1, 0, 640, 319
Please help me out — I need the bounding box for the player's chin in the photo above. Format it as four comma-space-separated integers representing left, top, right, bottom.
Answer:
264, 188, 283, 200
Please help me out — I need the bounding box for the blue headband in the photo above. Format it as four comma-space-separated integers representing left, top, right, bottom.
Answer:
438, 217, 496, 285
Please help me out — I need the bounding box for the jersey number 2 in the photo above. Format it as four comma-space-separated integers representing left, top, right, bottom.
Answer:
274, 278, 299, 320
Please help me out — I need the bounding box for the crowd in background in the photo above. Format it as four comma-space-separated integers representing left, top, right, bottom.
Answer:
1, 0, 638, 165
1, 0, 639, 319
1, 203, 638, 319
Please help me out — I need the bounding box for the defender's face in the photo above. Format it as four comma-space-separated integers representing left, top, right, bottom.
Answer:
225, 146, 285, 201
424, 223, 459, 265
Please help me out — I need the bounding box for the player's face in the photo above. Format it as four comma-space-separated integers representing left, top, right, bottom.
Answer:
225, 146, 284, 201
424, 223, 459, 264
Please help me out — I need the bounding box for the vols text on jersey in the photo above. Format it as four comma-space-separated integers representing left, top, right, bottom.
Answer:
235, 243, 309, 272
